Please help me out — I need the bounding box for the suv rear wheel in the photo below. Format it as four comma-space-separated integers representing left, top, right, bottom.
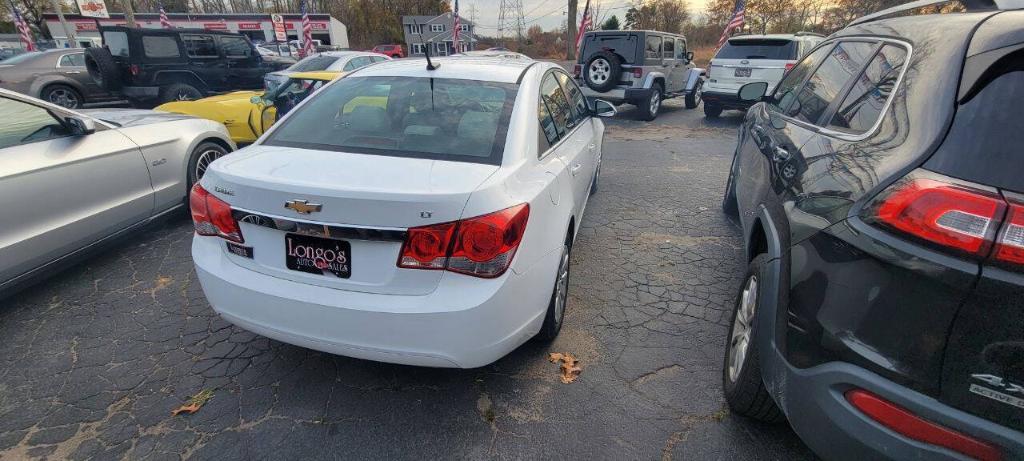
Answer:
584, 51, 622, 93
159, 83, 202, 103
638, 82, 663, 121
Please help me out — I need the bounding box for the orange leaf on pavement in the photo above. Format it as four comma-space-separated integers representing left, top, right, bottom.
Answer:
548, 352, 582, 384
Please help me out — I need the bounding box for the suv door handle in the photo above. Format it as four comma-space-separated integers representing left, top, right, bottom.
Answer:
63, 70, 82, 74
570, 163, 583, 176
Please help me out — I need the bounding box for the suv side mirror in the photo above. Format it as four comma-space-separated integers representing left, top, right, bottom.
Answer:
592, 99, 616, 118
685, 51, 694, 62
65, 116, 96, 135
738, 82, 769, 102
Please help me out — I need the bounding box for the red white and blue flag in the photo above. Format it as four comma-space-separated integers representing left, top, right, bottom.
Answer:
451, 0, 460, 53
159, 3, 173, 29
717, 0, 746, 48
12, 7, 35, 51
575, 0, 592, 55
301, 0, 315, 58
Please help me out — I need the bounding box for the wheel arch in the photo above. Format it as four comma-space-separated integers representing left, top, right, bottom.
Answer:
182, 132, 236, 189
747, 204, 789, 409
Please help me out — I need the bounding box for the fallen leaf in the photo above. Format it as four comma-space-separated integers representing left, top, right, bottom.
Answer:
171, 389, 214, 416
548, 352, 582, 384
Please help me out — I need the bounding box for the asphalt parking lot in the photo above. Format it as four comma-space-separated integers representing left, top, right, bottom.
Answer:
0, 100, 817, 460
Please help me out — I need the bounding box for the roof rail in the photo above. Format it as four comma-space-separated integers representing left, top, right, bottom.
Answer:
794, 31, 825, 37
848, 0, 997, 27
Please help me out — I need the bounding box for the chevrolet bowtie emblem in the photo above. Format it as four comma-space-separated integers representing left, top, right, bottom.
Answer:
284, 199, 322, 214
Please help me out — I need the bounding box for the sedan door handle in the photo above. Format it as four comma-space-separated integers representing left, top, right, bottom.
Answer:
570, 163, 583, 176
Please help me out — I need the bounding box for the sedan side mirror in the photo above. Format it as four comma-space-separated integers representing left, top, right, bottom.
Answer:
592, 99, 616, 118
65, 116, 96, 135
738, 82, 769, 102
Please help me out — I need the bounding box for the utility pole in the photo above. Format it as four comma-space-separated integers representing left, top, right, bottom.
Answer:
123, 0, 137, 27
468, 3, 477, 50
567, 0, 577, 61
48, 0, 77, 45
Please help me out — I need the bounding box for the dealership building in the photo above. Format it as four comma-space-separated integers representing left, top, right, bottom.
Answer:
42, 13, 348, 48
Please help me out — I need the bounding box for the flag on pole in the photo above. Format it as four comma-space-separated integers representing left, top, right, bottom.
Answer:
12, 6, 35, 52
717, 0, 746, 48
574, 0, 592, 55
301, 0, 315, 58
451, 0, 460, 53
159, 3, 173, 29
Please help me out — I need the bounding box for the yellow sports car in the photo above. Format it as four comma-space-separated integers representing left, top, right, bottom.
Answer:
156, 71, 343, 144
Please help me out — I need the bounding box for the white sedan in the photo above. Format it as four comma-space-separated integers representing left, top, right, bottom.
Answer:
191, 58, 615, 367
0, 88, 235, 297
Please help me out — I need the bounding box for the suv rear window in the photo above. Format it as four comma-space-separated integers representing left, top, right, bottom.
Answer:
925, 48, 1024, 193
716, 39, 798, 60
580, 33, 638, 65
263, 76, 518, 165
103, 31, 129, 57
142, 36, 180, 58
289, 55, 340, 72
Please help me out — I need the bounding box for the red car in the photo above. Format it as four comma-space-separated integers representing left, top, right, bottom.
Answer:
371, 44, 404, 58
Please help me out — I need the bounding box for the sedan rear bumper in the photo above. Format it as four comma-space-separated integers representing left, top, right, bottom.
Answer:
192, 235, 558, 368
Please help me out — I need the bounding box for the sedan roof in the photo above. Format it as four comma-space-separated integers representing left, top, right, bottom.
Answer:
350, 57, 536, 84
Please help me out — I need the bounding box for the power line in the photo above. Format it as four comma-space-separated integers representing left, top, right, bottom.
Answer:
496, 0, 525, 45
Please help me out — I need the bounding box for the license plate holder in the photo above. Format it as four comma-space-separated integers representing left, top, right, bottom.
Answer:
285, 233, 351, 278
734, 67, 752, 78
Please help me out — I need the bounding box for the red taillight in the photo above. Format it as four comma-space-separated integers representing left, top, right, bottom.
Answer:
994, 201, 1024, 265
864, 170, 1005, 257
398, 204, 529, 278
129, 64, 140, 76
632, 67, 642, 78
573, 64, 581, 77
189, 184, 243, 243
845, 390, 1002, 461
784, 62, 796, 72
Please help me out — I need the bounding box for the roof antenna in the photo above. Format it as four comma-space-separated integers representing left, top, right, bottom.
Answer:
413, 20, 440, 71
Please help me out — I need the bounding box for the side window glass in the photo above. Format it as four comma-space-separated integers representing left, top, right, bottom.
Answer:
790, 41, 877, 125
663, 38, 674, 60
142, 36, 180, 58
540, 73, 574, 137
220, 36, 252, 58
770, 44, 831, 112
538, 97, 559, 154
676, 39, 686, 59
828, 44, 908, 134
556, 71, 588, 124
0, 97, 72, 149
68, 53, 85, 66
645, 35, 662, 61
183, 35, 217, 58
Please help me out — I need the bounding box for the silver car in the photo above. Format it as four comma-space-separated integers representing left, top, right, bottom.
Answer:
0, 49, 121, 109
263, 51, 390, 90
0, 89, 236, 297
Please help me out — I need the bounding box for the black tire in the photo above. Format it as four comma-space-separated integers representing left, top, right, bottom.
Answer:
159, 83, 203, 104
723, 254, 785, 423
84, 47, 122, 92
685, 80, 702, 109
538, 234, 572, 341
41, 84, 83, 109
589, 156, 601, 196
704, 103, 723, 118
187, 141, 230, 188
583, 51, 622, 93
722, 155, 739, 217
638, 82, 663, 121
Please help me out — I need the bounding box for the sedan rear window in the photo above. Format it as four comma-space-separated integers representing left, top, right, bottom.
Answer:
716, 39, 798, 60
288, 55, 340, 72
264, 76, 518, 165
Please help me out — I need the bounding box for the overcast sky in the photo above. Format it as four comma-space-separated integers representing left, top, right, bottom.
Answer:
460, 0, 710, 36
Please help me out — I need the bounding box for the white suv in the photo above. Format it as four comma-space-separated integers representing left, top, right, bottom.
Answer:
701, 32, 823, 118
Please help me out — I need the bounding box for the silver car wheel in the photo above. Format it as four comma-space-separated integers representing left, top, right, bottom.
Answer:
649, 90, 661, 116
727, 274, 758, 383
553, 244, 570, 324
588, 58, 610, 84
48, 88, 79, 108
194, 149, 224, 181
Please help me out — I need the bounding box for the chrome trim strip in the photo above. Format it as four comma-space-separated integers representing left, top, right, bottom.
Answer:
717, 64, 787, 69
230, 207, 408, 242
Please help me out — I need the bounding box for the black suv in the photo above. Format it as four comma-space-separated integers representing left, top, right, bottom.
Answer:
720, 1, 1023, 459
85, 26, 288, 104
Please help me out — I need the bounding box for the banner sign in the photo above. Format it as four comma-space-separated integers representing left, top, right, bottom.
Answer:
75, 0, 110, 19
271, 14, 287, 41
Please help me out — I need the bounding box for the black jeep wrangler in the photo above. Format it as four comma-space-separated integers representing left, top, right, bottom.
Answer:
85, 26, 288, 105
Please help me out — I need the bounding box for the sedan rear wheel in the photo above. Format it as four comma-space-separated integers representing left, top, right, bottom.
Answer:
43, 85, 82, 109
538, 239, 572, 341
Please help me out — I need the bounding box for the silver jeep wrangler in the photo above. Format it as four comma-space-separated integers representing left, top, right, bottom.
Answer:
574, 30, 705, 121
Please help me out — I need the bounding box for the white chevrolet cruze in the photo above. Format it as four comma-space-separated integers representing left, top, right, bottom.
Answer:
191, 57, 614, 368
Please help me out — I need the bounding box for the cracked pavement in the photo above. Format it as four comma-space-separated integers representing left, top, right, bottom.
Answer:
0, 100, 816, 460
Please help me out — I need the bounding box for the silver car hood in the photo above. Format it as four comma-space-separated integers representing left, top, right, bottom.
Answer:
78, 108, 195, 127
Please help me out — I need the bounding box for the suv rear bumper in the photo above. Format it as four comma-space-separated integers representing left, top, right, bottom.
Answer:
581, 86, 654, 105
771, 349, 1024, 460
701, 90, 753, 110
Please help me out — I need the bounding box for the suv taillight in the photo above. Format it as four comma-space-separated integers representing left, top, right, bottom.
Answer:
573, 64, 581, 77
863, 169, 1009, 259
190, 184, 243, 243
129, 64, 140, 76
398, 204, 529, 278
784, 62, 796, 72
994, 201, 1024, 265
632, 68, 642, 78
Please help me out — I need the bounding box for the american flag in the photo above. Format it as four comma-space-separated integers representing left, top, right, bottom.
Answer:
574, 0, 592, 55
451, 0, 460, 53
300, 0, 315, 58
12, 7, 35, 52
717, 0, 746, 48
159, 3, 173, 29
